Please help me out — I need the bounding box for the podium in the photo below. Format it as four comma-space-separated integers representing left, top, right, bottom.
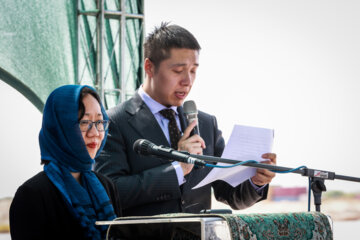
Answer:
96, 212, 333, 240
97, 215, 230, 239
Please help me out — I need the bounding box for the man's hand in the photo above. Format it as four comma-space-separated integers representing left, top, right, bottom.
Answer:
177, 120, 206, 176
251, 153, 277, 186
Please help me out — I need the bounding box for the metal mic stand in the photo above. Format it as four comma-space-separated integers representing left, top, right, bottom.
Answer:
310, 177, 326, 212
185, 153, 360, 212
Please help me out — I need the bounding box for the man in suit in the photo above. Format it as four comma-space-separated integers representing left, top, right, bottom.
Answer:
95, 23, 276, 217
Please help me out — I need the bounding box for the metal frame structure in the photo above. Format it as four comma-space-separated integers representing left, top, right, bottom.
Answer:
77, 0, 144, 108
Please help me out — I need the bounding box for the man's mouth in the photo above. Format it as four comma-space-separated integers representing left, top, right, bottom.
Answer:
175, 91, 186, 99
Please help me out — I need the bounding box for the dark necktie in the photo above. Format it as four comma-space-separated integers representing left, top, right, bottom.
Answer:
160, 108, 181, 149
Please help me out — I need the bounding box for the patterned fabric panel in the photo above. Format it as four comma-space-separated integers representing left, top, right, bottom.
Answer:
109, 211, 333, 240
221, 212, 332, 240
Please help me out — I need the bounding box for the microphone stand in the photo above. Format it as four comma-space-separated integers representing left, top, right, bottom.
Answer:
186, 153, 360, 212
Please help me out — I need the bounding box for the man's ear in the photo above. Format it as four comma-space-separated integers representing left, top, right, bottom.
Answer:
144, 58, 155, 77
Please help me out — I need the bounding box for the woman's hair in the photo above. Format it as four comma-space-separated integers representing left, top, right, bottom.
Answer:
78, 87, 102, 121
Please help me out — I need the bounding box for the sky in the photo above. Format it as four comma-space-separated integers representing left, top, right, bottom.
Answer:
1, 0, 360, 198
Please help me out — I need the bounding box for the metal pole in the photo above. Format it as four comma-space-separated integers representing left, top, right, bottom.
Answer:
77, 0, 144, 105
141, 0, 145, 89
120, 0, 126, 103
96, 0, 105, 102
76, 0, 80, 85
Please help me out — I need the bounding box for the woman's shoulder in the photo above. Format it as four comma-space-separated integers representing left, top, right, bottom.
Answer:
10, 172, 55, 216
13, 172, 64, 205
16, 171, 52, 192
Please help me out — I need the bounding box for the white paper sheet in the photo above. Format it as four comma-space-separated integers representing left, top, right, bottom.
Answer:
193, 124, 274, 189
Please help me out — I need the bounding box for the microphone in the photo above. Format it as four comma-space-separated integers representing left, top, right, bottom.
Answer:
183, 100, 200, 136
133, 139, 206, 166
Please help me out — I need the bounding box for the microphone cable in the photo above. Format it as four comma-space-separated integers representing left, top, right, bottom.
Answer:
204, 160, 307, 174
206, 160, 312, 211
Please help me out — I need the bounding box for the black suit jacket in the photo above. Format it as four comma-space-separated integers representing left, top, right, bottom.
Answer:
9, 171, 122, 240
95, 93, 267, 216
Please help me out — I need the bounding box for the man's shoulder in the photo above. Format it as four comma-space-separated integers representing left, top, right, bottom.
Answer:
107, 94, 141, 120
196, 109, 221, 133
106, 100, 127, 117
198, 109, 216, 121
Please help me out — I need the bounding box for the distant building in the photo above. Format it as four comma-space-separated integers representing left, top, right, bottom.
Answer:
270, 186, 307, 201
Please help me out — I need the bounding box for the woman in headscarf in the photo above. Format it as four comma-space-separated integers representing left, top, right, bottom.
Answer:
10, 85, 121, 240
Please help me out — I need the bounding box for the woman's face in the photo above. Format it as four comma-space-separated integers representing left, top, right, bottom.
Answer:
80, 94, 105, 159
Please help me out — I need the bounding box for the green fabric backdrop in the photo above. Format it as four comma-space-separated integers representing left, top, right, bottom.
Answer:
0, 0, 143, 112
0, 0, 77, 112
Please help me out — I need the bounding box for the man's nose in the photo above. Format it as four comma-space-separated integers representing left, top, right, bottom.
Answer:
181, 72, 192, 85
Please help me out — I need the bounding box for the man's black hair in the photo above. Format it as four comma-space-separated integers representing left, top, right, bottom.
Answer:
144, 22, 201, 69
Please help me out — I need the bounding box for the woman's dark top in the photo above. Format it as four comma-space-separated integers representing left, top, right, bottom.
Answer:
9, 171, 122, 240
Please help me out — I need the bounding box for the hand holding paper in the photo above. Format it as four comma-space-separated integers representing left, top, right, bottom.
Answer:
193, 124, 275, 189
251, 153, 277, 186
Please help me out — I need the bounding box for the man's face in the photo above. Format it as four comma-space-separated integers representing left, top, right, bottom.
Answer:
145, 48, 199, 107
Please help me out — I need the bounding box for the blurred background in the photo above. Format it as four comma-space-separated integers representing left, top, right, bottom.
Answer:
1, 0, 360, 238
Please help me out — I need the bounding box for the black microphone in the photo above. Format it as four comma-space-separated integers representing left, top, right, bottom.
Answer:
133, 139, 206, 166
183, 100, 200, 136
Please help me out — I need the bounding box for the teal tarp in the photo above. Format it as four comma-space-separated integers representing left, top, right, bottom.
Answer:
0, 0, 144, 112
0, 0, 77, 112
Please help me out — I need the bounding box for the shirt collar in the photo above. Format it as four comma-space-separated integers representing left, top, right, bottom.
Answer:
138, 85, 178, 115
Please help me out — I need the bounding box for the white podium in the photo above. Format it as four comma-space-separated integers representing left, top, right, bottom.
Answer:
96, 215, 231, 240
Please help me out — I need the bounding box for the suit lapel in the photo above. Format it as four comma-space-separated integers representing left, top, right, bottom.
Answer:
126, 93, 170, 147
126, 96, 201, 146
177, 106, 187, 133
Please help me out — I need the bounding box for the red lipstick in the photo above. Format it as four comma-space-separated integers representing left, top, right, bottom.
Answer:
87, 142, 97, 149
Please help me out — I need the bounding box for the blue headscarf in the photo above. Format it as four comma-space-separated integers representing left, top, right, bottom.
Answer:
39, 85, 116, 239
